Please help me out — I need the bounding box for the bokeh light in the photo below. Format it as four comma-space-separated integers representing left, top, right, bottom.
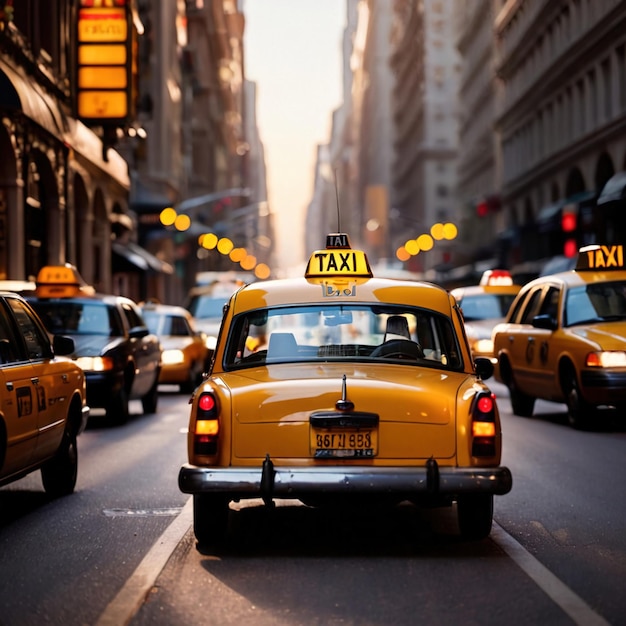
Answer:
443, 223, 458, 239
160, 207, 177, 226
416, 234, 434, 250
200, 232, 218, 249
216, 237, 234, 255
404, 239, 419, 256
396, 246, 411, 262
430, 223, 445, 240
174, 214, 191, 231
254, 263, 271, 279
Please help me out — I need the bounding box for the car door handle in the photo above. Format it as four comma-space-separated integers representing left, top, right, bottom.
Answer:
527, 337, 535, 343
31, 377, 40, 384
6, 381, 13, 391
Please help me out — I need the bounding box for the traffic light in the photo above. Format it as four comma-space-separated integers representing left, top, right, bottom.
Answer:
561, 206, 577, 257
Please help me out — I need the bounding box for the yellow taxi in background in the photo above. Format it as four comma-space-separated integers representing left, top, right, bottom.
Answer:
451, 270, 521, 363
179, 234, 512, 547
0, 292, 89, 496
140, 302, 210, 393
492, 244, 626, 429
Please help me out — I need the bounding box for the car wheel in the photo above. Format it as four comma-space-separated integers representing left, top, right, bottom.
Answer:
562, 365, 592, 430
456, 494, 493, 541
142, 374, 159, 414
193, 494, 229, 547
507, 374, 535, 417
41, 428, 78, 498
180, 362, 199, 394
107, 387, 130, 425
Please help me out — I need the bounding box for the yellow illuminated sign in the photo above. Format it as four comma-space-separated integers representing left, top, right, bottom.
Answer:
305, 234, 373, 280
79, 66, 127, 89
576, 244, 625, 271
78, 91, 128, 119
76, 6, 131, 121
78, 8, 127, 42
78, 44, 127, 65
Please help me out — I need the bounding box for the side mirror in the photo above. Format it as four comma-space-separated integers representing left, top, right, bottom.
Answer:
474, 357, 494, 380
532, 314, 557, 330
53, 334, 75, 356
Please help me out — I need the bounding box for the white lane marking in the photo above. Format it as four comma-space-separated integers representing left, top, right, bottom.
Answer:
95, 504, 610, 626
491, 522, 610, 626
95, 497, 193, 626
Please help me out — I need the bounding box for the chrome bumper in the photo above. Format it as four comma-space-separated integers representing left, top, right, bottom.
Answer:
179, 457, 513, 500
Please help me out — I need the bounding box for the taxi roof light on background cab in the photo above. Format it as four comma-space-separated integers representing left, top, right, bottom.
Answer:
479, 269, 513, 286
304, 233, 373, 281
575, 244, 624, 271
35, 264, 96, 298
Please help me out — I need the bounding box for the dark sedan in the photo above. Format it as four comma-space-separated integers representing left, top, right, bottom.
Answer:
26, 265, 162, 425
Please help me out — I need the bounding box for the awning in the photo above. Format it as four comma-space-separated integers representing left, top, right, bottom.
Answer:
0, 58, 65, 139
597, 172, 626, 205
112, 241, 174, 275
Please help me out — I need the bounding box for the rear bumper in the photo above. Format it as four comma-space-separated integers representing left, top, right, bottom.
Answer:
179, 459, 513, 500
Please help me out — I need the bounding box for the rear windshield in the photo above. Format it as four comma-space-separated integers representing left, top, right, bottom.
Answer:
223, 304, 463, 371
29, 300, 123, 336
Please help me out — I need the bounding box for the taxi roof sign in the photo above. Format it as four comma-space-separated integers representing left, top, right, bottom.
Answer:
304, 234, 373, 280
575, 244, 625, 271
35, 264, 96, 298
479, 269, 513, 286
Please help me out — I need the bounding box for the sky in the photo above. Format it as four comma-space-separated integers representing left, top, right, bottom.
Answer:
242, 0, 346, 275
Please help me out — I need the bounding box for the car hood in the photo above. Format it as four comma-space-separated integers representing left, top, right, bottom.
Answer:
568, 321, 626, 349
61, 334, 124, 357
209, 363, 477, 460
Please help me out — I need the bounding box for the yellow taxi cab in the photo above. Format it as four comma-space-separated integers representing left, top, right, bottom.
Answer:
179, 234, 512, 546
140, 301, 210, 393
25, 265, 162, 425
451, 270, 521, 363
492, 244, 626, 429
0, 291, 89, 496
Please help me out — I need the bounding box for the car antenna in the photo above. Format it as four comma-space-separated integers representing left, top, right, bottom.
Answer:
334, 168, 341, 232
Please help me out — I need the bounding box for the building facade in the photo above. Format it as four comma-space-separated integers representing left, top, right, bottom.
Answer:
0, 1, 133, 293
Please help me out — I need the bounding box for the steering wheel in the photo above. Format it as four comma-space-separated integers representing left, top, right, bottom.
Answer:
370, 339, 423, 360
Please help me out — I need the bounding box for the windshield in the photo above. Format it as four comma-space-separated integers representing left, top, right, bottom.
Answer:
223, 304, 463, 371
30, 301, 122, 336
564, 281, 626, 326
459, 294, 516, 321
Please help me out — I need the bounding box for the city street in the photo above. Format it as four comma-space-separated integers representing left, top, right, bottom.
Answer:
1, 383, 624, 625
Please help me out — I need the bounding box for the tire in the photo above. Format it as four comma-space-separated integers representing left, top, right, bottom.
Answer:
507, 373, 535, 417
180, 362, 200, 394
41, 429, 78, 498
457, 494, 493, 541
193, 494, 229, 547
142, 373, 160, 414
562, 365, 592, 430
106, 387, 130, 425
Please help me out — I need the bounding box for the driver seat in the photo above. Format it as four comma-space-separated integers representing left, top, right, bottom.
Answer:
384, 315, 411, 342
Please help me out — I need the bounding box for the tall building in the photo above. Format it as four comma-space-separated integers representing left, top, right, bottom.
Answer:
389, 0, 460, 274
495, 0, 626, 276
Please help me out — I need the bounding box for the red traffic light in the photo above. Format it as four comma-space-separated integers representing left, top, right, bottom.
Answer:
561, 211, 577, 232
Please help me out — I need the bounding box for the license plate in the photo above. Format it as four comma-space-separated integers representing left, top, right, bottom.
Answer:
310, 428, 378, 458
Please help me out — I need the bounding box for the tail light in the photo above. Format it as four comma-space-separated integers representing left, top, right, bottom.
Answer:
471, 391, 497, 457
193, 391, 219, 456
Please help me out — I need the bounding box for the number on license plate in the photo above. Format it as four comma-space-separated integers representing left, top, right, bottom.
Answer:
311, 429, 377, 458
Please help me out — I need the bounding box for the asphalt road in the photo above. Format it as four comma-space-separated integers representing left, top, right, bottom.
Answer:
1, 382, 625, 626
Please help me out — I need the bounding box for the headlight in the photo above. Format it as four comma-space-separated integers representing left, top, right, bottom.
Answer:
586, 351, 626, 367
205, 335, 217, 350
75, 356, 114, 372
162, 349, 185, 365
473, 339, 494, 354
